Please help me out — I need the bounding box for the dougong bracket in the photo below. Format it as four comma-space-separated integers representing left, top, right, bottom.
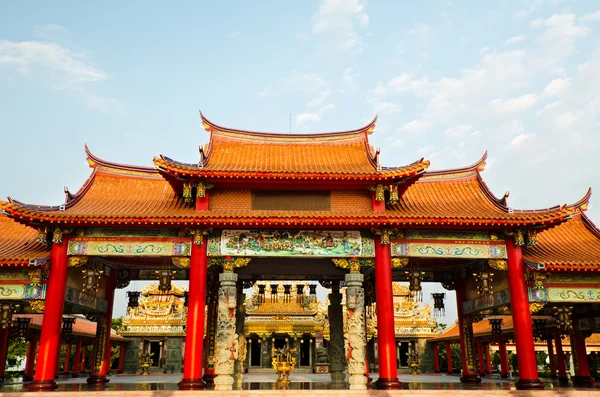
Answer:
370, 228, 399, 245
222, 257, 251, 273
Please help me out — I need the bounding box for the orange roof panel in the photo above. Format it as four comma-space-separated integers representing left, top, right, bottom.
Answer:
0, 213, 50, 266
0, 153, 573, 227
153, 113, 430, 181
523, 211, 600, 272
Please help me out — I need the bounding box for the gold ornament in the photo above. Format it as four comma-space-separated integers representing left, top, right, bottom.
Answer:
331, 258, 360, 273
392, 257, 409, 268
68, 256, 89, 268
28, 300, 45, 313
530, 302, 546, 313
172, 257, 190, 268
488, 259, 507, 271
223, 257, 251, 273
182, 182, 193, 202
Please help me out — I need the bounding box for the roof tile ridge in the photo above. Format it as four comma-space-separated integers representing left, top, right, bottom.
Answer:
5, 166, 99, 213
85, 145, 158, 174
579, 210, 600, 240
200, 110, 377, 138
567, 187, 592, 211
423, 151, 488, 177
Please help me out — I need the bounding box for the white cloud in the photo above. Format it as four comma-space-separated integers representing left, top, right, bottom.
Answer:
341, 67, 359, 90
296, 104, 335, 125
283, 71, 328, 94
308, 90, 331, 107
33, 24, 68, 39
372, 101, 402, 115
444, 125, 473, 139
373, 82, 386, 96
0, 38, 120, 111
0, 40, 109, 88
388, 73, 431, 95
542, 78, 570, 97
312, 0, 368, 53
408, 24, 432, 38
398, 119, 432, 135
531, 13, 590, 40
258, 86, 272, 97
505, 35, 524, 44
536, 100, 561, 115
580, 11, 600, 23
490, 94, 538, 112
510, 133, 536, 146
296, 112, 322, 124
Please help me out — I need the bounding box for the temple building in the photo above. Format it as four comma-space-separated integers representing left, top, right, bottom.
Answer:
116, 280, 438, 375
1, 112, 600, 391
120, 283, 187, 374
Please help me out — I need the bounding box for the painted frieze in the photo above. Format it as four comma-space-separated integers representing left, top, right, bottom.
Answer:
391, 230, 507, 259
68, 239, 191, 257
208, 230, 374, 258
0, 284, 46, 300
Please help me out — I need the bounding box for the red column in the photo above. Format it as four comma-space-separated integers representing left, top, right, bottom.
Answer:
498, 338, 509, 378
373, 236, 401, 389
117, 344, 125, 374
81, 344, 87, 372
445, 342, 453, 374
24, 332, 40, 381
178, 235, 208, 390
477, 340, 485, 376
554, 329, 568, 383
546, 338, 556, 379
0, 326, 9, 382
72, 338, 82, 377
64, 344, 71, 374
87, 270, 117, 386
433, 343, 440, 373
571, 326, 595, 386
506, 238, 543, 389
455, 277, 480, 383
486, 344, 492, 374
29, 238, 69, 391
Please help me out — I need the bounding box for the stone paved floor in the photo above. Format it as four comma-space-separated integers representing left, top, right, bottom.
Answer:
1, 373, 598, 393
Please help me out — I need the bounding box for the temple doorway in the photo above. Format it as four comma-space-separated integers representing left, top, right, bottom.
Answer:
398, 341, 410, 367
250, 338, 261, 366
299, 338, 311, 367
149, 341, 161, 367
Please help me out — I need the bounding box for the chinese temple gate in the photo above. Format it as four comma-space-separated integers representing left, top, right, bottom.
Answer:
1, 112, 599, 391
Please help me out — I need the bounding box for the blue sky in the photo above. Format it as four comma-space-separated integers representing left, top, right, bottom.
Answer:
2, 1, 600, 323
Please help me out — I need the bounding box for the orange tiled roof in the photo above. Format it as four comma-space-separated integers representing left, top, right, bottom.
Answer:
429, 317, 600, 348
0, 152, 575, 227
523, 203, 600, 272
387, 154, 573, 226
14, 314, 129, 342
0, 213, 50, 267
153, 113, 430, 181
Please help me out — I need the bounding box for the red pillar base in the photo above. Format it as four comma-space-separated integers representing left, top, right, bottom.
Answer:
22, 375, 34, 382
571, 376, 595, 387
201, 373, 215, 385
374, 377, 402, 389
86, 375, 110, 389
460, 374, 481, 384
28, 380, 58, 392
178, 378, 207, 390
515, 379, 544, 390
